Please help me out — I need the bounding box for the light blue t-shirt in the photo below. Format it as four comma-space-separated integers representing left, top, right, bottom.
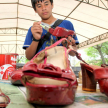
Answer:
23, 19, 79, 53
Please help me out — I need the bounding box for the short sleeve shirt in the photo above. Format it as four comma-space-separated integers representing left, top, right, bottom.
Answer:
23, 20, 79, 53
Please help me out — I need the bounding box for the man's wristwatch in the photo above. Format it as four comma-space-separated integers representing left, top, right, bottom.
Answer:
33, 36, 41, 42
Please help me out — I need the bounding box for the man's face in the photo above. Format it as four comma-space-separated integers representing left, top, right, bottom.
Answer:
35, 0, 53, 20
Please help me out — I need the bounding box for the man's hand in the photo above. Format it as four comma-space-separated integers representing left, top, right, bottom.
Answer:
67, 36, 76, 46
31, 21, 43, 40
62, 36, 76, 48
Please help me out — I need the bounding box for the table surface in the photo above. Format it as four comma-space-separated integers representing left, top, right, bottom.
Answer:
19, 83, 108, 108
0, 80, 108, 108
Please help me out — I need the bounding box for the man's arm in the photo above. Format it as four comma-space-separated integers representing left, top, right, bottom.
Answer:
25, 41, 39, 60
25, 21, 42, 60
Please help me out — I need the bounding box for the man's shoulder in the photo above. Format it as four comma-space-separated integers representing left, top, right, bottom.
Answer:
60, 19, 72, 24
58, 19, 73, 27
58, 19, 73, 28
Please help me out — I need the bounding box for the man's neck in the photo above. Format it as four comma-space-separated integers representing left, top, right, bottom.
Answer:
42, 15, 57, 25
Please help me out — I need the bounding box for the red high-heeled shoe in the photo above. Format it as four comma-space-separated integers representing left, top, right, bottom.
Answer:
21, 38, 80, 105
80, 63, 108, 96
0, 89, 10, 108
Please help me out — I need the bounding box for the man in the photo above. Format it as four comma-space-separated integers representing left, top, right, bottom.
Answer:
23, 0, 79, 60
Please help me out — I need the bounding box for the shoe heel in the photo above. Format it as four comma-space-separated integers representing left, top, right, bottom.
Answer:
81, 63, 96, 92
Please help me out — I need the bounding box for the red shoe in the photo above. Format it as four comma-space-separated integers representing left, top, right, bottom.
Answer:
21, 38, 79, 105
0, 89, 10, 108
80, 63, 108, 96
10, 68, 23, 85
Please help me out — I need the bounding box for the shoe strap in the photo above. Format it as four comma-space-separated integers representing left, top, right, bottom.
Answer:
67, 45, 88, 65
45, 38, 67, 50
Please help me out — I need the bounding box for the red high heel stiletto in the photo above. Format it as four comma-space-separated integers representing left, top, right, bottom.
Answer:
80, 63, 97, 92
80, 62, 108, 97
21, 38, 80, 105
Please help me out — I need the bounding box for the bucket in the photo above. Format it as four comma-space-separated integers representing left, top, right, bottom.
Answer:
0, 53, 18, 69
0, 54, 5, 67
5, 53, 19, 69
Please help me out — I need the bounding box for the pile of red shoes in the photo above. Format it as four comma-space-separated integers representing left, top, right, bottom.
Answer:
10, 42, 108, 105
10, 38, 108, 105
9, 25, 108, 105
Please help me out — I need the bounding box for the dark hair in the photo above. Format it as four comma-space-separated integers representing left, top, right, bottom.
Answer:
31, 0, 53, 11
